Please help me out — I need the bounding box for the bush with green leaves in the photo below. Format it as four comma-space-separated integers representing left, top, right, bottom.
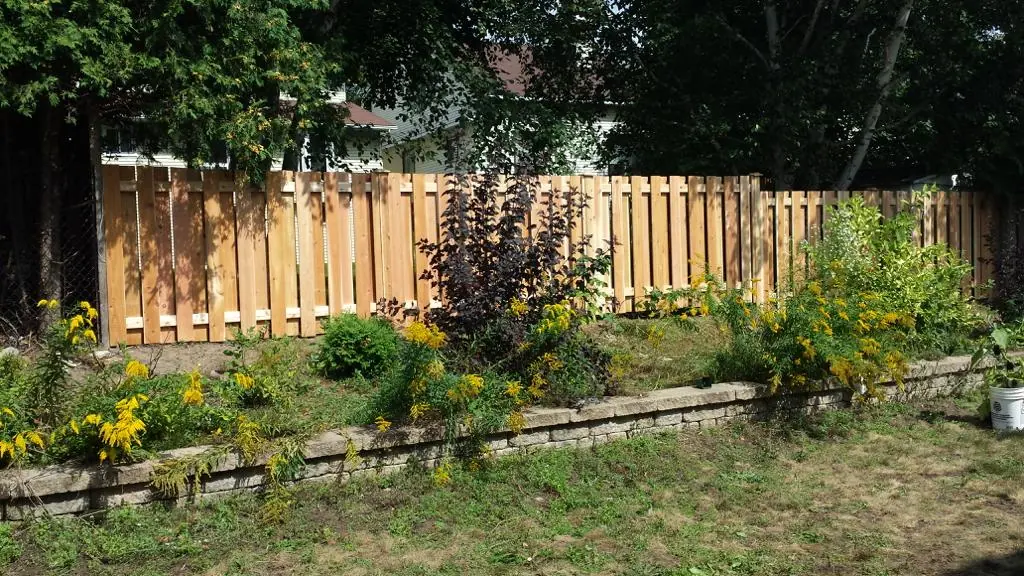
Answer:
646, 196, 978, 398
224, 328, 315, 406
313, 315, 399, 380
805, 194, 979, 353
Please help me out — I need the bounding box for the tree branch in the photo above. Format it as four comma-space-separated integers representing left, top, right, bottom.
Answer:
836, 0, 915, 190
798, 0, 827, 55
717, 16, 770, 70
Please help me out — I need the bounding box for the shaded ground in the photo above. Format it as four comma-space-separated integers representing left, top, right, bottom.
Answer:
3, 396, 1022, 576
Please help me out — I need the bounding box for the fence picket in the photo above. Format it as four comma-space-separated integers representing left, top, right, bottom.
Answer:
266, 171, 289, 336
724, 177, 740, 287
610, 176, 627, 312
353, 174, 374, 315
235, 180, 258, 333
98, 171, 994, 345
651, 176, 669, 289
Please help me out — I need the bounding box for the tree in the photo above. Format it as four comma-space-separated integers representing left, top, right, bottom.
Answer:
0, 0, 545, 332
596, 0, 942, 190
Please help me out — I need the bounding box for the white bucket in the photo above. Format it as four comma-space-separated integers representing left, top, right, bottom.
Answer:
990, 387, 1024, 431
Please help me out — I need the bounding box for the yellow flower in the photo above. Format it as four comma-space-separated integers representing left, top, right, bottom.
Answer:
509, 298, 529, 317
528, 374, 545, 399
83, 413, 103, 426
375, 415, 392, 433
410, 402, 431, 422
37, 299, 59, 310
1, 407, 14, 419
447, 374, 485, 402
536, 302, 573, 336
98, 394, 148, 461
505, 380, 522, 397
433, 461, 452, 486
424, 360, 445, 379
541, 352, 564, 371
410, 377, 427, 395
404, 321, 447, 349
69, 419, 80, 434
182, 377, 204, 406
859, 337, 882, 356
24, 431, 45, 449
507, 411, 526, 433
83, 329, 97, 343
124, 360, 149, 379
234, 372, 255, 390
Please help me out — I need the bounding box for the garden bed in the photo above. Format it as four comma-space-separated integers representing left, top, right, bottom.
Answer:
0, 353, 990, 520
2, 392, 1022, 576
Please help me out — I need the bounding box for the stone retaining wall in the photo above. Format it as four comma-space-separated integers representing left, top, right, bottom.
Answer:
0, 355, 986, 520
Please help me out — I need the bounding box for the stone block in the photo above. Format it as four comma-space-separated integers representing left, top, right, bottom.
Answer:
202, 470, 266, 494
304, 430, 351, 460
631, 417, 655, 429
6, 493, 90, 520
612, 396, 661, 417
551, 425, 591, 442
525, 407, 573, 428
606, 431, 628, 442
591, 420, 632, 435
569, 402, 616, 422
654, 412, 683, 427
682, 407, 727, 423
727, 382, 770, 400
509, 430, 551, 447
547, 440, 579, 450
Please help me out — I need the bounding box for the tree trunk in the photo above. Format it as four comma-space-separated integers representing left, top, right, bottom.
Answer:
38, 104, 64, 316
1, 111, 31, 317
835, 0, 914, 190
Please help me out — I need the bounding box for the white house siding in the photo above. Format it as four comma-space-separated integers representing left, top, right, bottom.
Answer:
381, 113, 621, 176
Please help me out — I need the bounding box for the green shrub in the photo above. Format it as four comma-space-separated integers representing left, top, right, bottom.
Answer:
225, 329, 315, 406
805, 194, 978, 352
313, 315, 399, 380
365, 321, 527, 448
646, 196, 978, 398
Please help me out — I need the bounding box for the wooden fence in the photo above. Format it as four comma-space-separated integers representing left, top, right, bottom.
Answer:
99, 166, 996, 345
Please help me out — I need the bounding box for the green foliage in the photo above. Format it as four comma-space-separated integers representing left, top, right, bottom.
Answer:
805, 194, 978, 353
223, 328, 312, 407
0, 523, 22, 566
149, 447, 230, 498
313, 315, 399, 380
26, 300, 98, 425
646, 198, 977, 397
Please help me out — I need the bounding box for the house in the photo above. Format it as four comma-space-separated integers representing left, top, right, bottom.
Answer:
370, 51, 620, 175
100, 91, 396, 172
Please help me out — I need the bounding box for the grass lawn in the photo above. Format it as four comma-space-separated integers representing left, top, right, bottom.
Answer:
3, 393, 1023, 576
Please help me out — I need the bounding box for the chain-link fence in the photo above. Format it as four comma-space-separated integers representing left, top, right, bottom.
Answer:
0, 186, 99, 348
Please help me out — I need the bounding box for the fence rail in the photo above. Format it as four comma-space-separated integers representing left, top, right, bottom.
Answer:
99, 167, 995, 345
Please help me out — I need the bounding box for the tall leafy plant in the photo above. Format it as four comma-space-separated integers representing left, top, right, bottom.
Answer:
419, 168, 611, 360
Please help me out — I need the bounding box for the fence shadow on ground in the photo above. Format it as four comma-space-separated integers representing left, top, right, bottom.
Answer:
940, 550, 1024, 576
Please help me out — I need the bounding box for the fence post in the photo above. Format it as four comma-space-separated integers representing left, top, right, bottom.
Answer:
90, 118, 110, 347
750, 174, 764, 302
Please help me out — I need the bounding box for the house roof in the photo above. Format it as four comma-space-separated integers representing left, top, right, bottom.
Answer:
491, 50, 531, 96
344, 102, 396, 129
